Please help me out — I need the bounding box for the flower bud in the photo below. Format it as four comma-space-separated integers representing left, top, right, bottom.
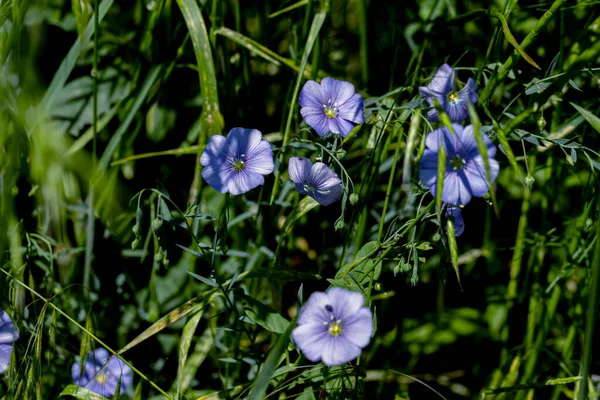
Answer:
334, 220, 346, 231
566, 154, 574, 166
349, 193, 359, 205
154, 251, 163, 263
524, 175, 535, 188
131, 239, 139, 250
432, 233, 441, 242
132, 224, 139, 235
374, 283, 382, 291
402, 263, 412, 272
537, 117, 546, 130
152, 218, 163, 231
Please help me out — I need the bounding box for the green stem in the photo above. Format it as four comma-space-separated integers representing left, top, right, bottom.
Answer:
577, 202, 600, 399
377, 124, 404, 243
357, 0, 368, 86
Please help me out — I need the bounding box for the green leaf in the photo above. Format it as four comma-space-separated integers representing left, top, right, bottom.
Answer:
247, 321, 295, 399
242, 295, 290, 334
435, 135, 446, 216
119, 296, 209, 354
175, 310, 204, 400
60, 385, 109, 400
336, 241, 382, 290
30, 0, 115, 133
492, 10, 541, 70
446, 218, 461, 289
571, 103, 600, 135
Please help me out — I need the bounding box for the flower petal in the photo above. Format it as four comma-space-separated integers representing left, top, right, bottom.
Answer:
0, 311, 18, 344
459, 78, 479, 104
288, 157, 312, 185
200, 135, 227, 166
225, 128, 261, 159
428, 64, 454, 97
0, 344, 12, 374
106, 356, 133, 391
309, 163, 343, 206
326, 288, 365, 321
301, 107, 329, 136
461, 125, 497, 159
445, 206, 464, 237
299, 80, 325, 109
321, 78, 356, 105
337, 93, 364, 124
419, 150, 439, 188
245, 140, 274, 175
463, 157, 499, 197
444, 100, 469, 123
201, 163, 230, 193
425, 125, 463, 157
226, 170, 265, 195
320, 336, 362, 366
297, 292, 331, 325
431, 171, 472, 206
328, 117, 355, 138
91, 348, 110, 364
292, 324, 329, 363
341, 308, 373, 348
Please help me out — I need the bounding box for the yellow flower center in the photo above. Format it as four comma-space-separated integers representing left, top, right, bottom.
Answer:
232, 154, 246, 171
324, 107, 337, 118
96, 373, 107, 384
328, 321, 342, 336
448, 91, 459, 103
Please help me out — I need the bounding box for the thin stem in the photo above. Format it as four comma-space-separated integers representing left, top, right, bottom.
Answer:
377, 124, 404, 243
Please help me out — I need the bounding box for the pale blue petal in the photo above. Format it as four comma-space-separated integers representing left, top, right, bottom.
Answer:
0, 344, 12, 374
419, 150, 439, 188
320, 336, 362, 366
337, 93, 364, 124
328, 117, 355, 137
200, 135, 227, 166
321, 78, 356, 105
463, 157, 499, 197
432, 171, 472, 206
459, 78, 479, 104
244, 139, 274, 175
301, 107, 329, 136
299, 80, 325, 109
427, 64, 454, 97
0, 311, 18, 344
445, 206, 464, 237
288, 157, 312, 185
226, 170, 265, 195
341, 308, 373, 348
292, 324, 329, 362
297, 292, 331, 325
326, 288, 365, 321
444, 99, 469, 123
201, 163, 230, 193
309, 163, 343, 206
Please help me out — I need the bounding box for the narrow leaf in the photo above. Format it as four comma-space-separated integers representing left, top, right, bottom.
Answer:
176, 310, 204, 400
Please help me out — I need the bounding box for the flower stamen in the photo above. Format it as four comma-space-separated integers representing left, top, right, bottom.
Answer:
328, 321, 342, 336
448, 91, 460, 104
232, 159, 245, 171
450, 155, 466, 170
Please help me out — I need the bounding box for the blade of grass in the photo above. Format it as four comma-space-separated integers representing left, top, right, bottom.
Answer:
268, 0, 308, 18
175, 310, 204, 400
176, 0, 224, 205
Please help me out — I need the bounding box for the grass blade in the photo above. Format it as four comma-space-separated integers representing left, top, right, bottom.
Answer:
175, 310, 204, 400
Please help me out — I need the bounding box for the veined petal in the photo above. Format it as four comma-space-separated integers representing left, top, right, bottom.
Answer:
328, 117, 355, 138
245, 140, 274, 175
308, 163, 343, 205
426, 108, 440, 122
445, 206, 464, 237
419, 86, 432, 100
427, 64, 454, 97
326, 288, 365, 321
0, 311, 18, 345
301, 107, 329, 136
200, 135, 227, 166
463, 157, 499, 197
320, 336, 362, 366
299, 80, 325, 108
341, 308, 373, 348
444, 100, 469, 123
0, 344, 12, 374
459, 78, 479, 104
226, 170, 265, 195
226, 128, 261, 159
106, 357, 133, 390
419, 150, 439, 188
337, 93, 364, 124
431, 171, 472, 206
201, 163, 230, 193
425, 125, 463, 157
288, 157, 312, 185
292, 324, 329, 362
462, 125, 497, 159
297, 292, 331, 325
321, 78, 356, 105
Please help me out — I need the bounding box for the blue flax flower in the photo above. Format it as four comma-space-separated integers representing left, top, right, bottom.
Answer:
419, 64, 478, 123
419, 123, 499, 206
0, 311, 18, 374
445, 206, 464, 237
299, 78, 364, 137
201, 128, 274, 195
288, 157, 343, 206
72, 348, 133, 397
292, 287, 373, 366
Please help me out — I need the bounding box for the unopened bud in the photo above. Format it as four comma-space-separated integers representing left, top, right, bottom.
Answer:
334, 220, 346, 231
374, 283, 382, 291
524, 175, 535, 188
402, 263, 412, 272
537, 117, 546, 130
349, 193, 359, 205
131, 239, 139, 250
132, 224, 139, 235
152, 218, 163, 231
432, 233, 441, 242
